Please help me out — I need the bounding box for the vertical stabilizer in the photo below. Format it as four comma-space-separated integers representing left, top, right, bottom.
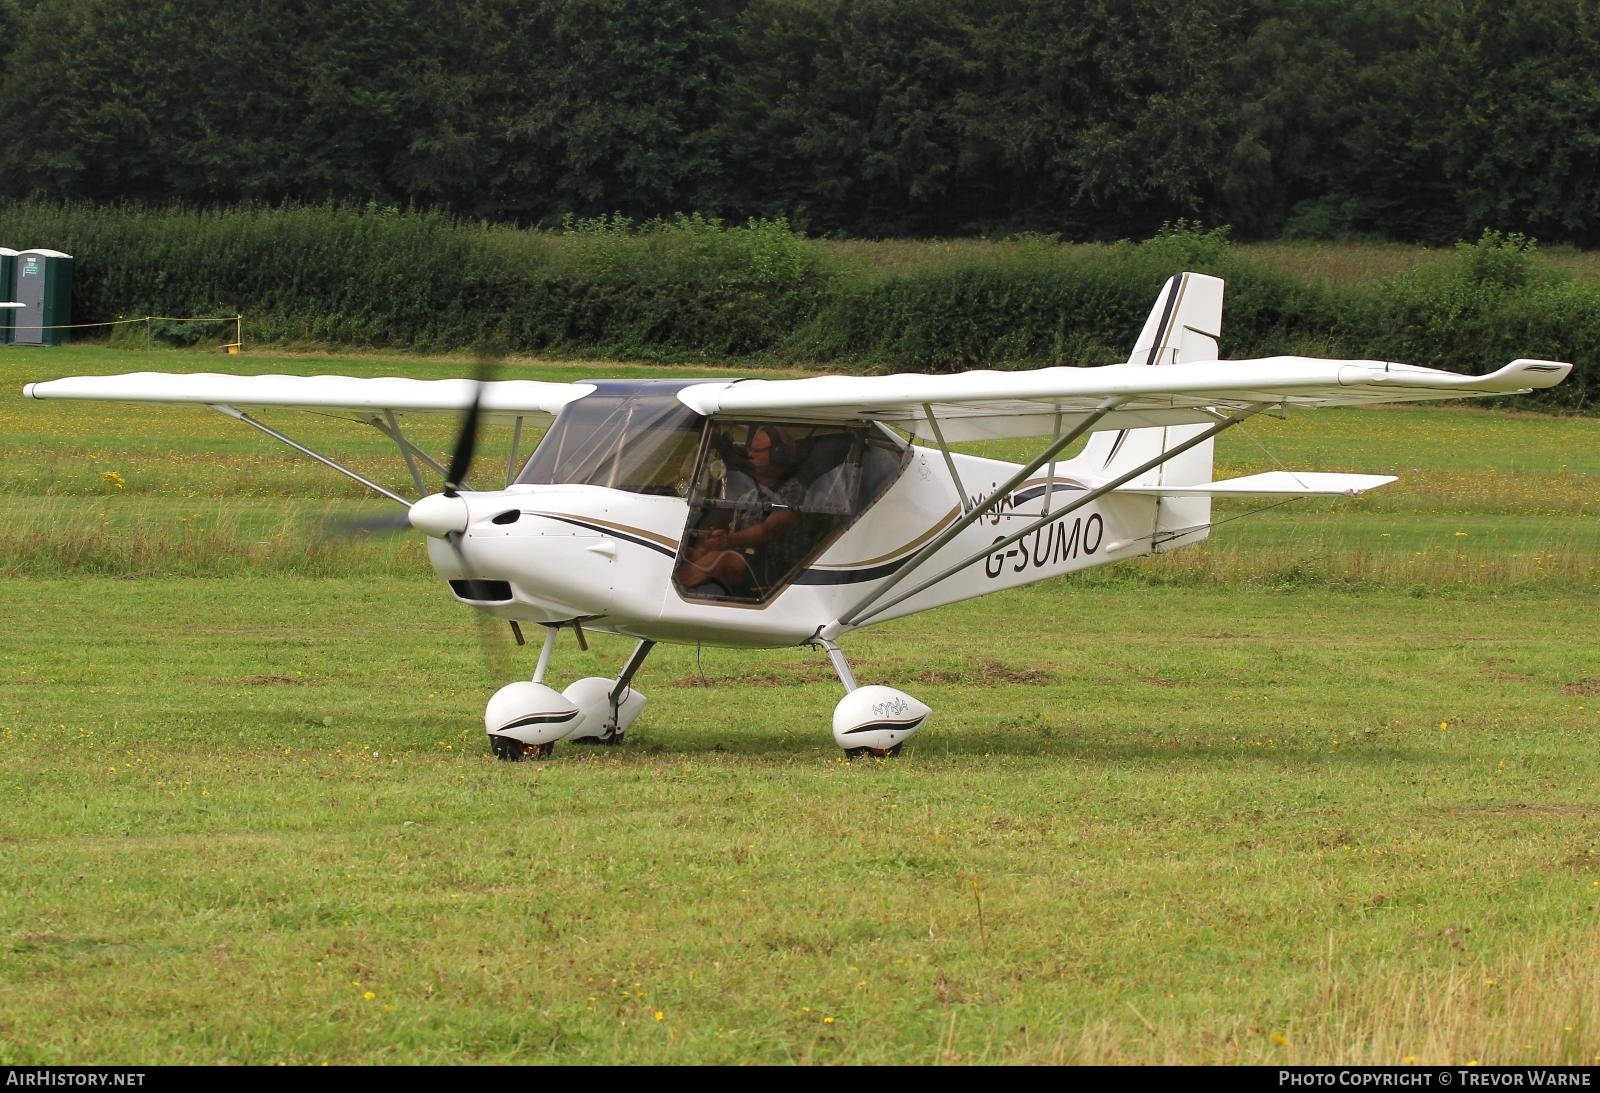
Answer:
1075, 272, 1225, 551
1125, 271, 1223, 367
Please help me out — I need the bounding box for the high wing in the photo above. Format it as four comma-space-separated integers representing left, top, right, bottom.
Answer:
23, 371, 597, 505
676, 357, 1572, 441
22, 371, 593, 423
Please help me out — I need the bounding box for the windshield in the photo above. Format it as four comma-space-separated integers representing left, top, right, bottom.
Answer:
516, 382, 706, 496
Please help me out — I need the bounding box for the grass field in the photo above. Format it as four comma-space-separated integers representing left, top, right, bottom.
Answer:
1, 345, 1597, 1065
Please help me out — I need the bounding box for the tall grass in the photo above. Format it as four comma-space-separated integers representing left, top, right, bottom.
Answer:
1101, 539, 1600, 594
0, 499, 421, 577
1058, 934, 1600, 1064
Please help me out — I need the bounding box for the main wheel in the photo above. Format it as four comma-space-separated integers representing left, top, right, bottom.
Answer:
567, 730, 624, 747
489, 735, 555, 761
844, 743, 903, 759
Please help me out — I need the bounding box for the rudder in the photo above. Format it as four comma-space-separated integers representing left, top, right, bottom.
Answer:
1075, 272, 1225, 551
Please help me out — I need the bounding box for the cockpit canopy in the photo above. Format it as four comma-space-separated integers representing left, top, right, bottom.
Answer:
518, 380, 909, 605
516, 381, 705, 496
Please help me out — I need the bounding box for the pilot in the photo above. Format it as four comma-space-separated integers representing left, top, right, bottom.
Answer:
675, 425, 804, 596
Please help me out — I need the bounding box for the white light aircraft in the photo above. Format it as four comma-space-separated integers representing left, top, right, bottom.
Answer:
23, 273, 1571, 759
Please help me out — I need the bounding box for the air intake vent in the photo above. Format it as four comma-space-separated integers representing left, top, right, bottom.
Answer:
449, 579, 512, 602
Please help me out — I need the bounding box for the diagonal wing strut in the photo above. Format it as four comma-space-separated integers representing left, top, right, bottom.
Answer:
831, 402, 1268, 633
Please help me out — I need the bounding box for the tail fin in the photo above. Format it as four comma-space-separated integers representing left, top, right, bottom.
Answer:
1075, 272, 1224, 551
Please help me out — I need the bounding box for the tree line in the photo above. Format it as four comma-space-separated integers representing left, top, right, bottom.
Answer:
3, 0, 1598, 244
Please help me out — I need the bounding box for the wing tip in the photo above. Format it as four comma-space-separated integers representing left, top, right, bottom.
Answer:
1506, 358, 1573, 388
1359, 357, 1573, 394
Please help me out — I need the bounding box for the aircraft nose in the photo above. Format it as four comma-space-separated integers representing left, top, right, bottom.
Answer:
409, 493, 470, 538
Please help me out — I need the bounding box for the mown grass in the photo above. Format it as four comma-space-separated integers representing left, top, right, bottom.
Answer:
1, 579, 1596, 1064
1, 345, 1597, 1064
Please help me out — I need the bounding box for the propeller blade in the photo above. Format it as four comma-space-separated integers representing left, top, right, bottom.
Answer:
443, 362, 494, 497
435, 527, 517, 683
332, 511, 414, 537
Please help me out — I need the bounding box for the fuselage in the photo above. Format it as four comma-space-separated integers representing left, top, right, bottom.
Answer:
426, 441, 1161, 648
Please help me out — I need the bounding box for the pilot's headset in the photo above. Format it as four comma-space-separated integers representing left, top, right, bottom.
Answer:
751, 425, 793, 471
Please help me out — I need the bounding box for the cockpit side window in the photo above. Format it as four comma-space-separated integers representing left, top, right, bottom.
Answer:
673, 420, 907, 605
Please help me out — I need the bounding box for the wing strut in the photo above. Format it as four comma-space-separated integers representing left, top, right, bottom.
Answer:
366, 412, 455, 492
838, 403, 1269, 630
921, 403, 972, 514
381, 410, 428, 496
210, 404, 411, 507
830, 398, 1127, 631
506, 416, 526, 488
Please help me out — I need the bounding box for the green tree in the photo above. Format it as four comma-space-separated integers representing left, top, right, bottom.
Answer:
0, 0, 20, 83
487, 0, 743, 223
0, 0, 218, 202
720, 0, 1002, 235
0, 0, 514, 209
1448, 0, 1600, 244
1327, 0, 1600, 244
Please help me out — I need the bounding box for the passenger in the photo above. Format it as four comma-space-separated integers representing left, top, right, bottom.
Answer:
674, 425, 804, 596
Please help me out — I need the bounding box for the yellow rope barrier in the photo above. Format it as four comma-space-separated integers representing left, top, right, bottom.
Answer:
4, 314, 244, 351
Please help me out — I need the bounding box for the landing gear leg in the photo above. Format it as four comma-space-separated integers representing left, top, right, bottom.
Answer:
608, 640, 655, 743
818, 637, 927, 758
531, 624, 558, 684
820, 638, 858, 694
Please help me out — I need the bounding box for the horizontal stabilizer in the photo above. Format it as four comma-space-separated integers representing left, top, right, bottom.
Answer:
1116, 471, 1397, 497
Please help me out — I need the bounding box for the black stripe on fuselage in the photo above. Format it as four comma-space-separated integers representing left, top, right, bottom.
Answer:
794, 558, 908, 586
536, 513, 917, 587
528, 514, 679, 558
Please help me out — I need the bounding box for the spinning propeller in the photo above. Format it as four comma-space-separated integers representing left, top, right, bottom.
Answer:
421, 366, 526, 671
328, 364, 523, 670
406, 364, 490, 538
336, 366, 491, 538
443, 373, 483, 497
